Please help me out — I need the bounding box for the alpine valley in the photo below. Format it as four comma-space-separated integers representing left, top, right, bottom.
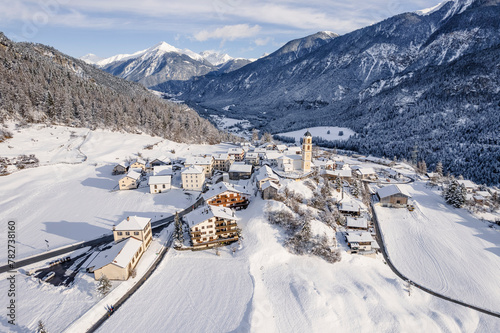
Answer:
150, 0, 499, 185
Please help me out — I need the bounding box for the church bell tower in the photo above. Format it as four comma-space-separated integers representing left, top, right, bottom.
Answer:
301, 130, 312, 172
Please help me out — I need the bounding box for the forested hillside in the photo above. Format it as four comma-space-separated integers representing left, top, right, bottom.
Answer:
0, 33, 227, 144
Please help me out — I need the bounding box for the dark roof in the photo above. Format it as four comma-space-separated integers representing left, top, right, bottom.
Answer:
304, 130, 312, 137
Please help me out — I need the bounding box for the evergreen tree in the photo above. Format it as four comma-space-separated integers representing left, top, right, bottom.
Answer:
435, 161, 443, 177
97, 275, 112, 297
37, 320, 48, 333
351, 180, 360, 198
173, 212, 184, 247
444, 180, 466, 208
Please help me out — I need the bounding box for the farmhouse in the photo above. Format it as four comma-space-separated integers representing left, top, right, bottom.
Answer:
376, 185, 411, 207
345, 231, 379, 255
119, 170, 141, 190
181, 165, 205, 191
457, 180, 478, 193
339, 200, 362, 216
261, 181, 280, 200
203, 182, 250, 210
130, 159, 147, 171
88, 237, 144, 280
150, 156, 170, 167
228, 162, 253, 180
184, 204, 239, 248
148, 175, 171, 193
354, 167, 377, 180
112, 164, 128, 175
256, 165, 279, 189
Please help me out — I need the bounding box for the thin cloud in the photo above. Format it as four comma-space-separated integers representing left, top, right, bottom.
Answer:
193, 24, 261, 42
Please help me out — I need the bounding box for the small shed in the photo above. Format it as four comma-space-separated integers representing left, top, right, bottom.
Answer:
261, 181, 280, 200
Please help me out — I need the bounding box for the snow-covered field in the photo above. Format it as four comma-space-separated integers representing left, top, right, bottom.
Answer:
97, 198, 500, 333
276, 126, 355, 143
375, 181, 500, 313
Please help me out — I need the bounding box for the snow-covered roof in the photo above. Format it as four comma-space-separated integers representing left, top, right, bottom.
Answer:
89, 237, 143, 270
203, 182, 249, 200
132, 159, 146, 165
115, 216, 151, 231
124, 170, 141, 180
151, 156, 170, 164
265, 151, 282, 160
212, 153, 229, 160
457, 180, 477, 189
148, 175, 171, 185
324, 169, 352, 178
253, 148, 267, 153
261, 180, 280, 191
228, 147, 244, 154
339, 200, 361, 212
181, 165, 205, 174
184, 204, 237, 228
185, 156, 213, 166
245, 153, 259, 159
286, 147, 302, 154
346, 217, 368, 229
153, 165, 173, 176
229, 162, 252, 173
275, 144, 287, 151
475, 191, 491, 198
346, 231, 374, 243
257, 165, 279, 182
356, 167, 377, 175
112, 237, 143, 268
377, 185, 411, 199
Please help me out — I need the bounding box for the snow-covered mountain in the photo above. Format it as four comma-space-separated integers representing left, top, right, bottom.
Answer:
80, 53, 104, 64
81, 42, 252, 88
156, 0, 500, 185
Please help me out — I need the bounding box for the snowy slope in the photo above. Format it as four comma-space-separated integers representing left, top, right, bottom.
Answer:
375, 181, 500, 312
97, 198, 500, 332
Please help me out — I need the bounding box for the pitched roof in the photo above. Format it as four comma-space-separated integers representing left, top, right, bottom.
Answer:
203, 182, 248, 200
124, 170, 141, 180
346, 217, 368, 229
325, 169, 352, 178
257, 165, 279, 182
261, 180, 280, 191
346, 231, 374, 243
457, 180, 477, 188
89, 237, 143, 270
229, 162, 253, 173
228, 147, 244, 154
181, 165, 205, 174
148, 175, 172, 185
115, 216, 151, 231
376, 185, 411, 199
184, 156, 213, 166
153, 165, 173, 176
184, 204, 238, 228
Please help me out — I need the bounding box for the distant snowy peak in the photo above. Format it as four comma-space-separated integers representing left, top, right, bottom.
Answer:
80, 53, 104, 65
199, 50, 233, 66
415, 0, 474, 18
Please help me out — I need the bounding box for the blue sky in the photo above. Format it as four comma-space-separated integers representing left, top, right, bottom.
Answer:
0, 0, 443, 59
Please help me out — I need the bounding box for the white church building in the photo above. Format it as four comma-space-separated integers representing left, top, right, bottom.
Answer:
276, 131, 313, 174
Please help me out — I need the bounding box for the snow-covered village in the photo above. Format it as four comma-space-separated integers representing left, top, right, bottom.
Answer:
1, 0, 500, 332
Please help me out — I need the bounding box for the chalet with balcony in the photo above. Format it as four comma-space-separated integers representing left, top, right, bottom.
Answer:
184, 204, 239, 248
203, 182, 250, 210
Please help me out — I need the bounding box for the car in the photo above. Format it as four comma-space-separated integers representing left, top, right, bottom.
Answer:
42, 271, 55, 282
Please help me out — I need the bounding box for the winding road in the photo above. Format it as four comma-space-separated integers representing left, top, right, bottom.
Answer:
371, 202, 500, 319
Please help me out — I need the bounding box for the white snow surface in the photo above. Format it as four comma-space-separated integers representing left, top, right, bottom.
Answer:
276, 126, 355, 144
375, 181, 500, 312
97, 198, 500, 332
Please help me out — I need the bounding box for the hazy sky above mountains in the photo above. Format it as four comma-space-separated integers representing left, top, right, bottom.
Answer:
0, 0, 442, 59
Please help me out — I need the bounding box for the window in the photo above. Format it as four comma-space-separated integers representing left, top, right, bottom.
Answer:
154, 185, 157, 189
134, 232, 139, 235
125, 232, 130, 236
202, 226, 205, 229
162, 184, 166, 189
117, 232, 123, 236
